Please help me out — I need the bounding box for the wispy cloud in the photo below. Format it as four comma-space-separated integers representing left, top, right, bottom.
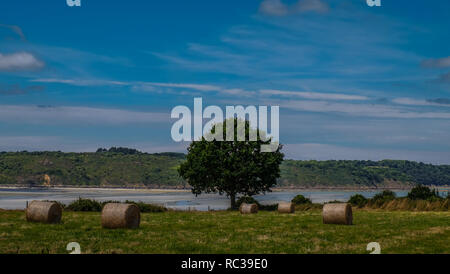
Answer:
31, 78, 128, 86
0, 52, 44, 71
31, 77, 374, 101
259, 0, 329, 16
30, 78, 256, 96
31, 78, 220, 91
0, 84, 44, 96
281, 100, 450, 119
151, 2, 423, 98
421, 56, 450, 68
437, 72, 450, 83
222, 88, 256, 96
0, 44, 131, 79
0, 136, 189, 153
284, 143, 450, 164
427, 98, 450, 105
260, 89, 369, 101
135, 82, 258, 96
393, 97, 450, 107
259, 0, 289, 16
142, 82, 222, 92
294, 0, 329, 13
0, 105, 169, 125
0, 24, 26, 41
0, 136, 61, 152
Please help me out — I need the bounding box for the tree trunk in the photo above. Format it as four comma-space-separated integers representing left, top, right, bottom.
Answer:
230, 193, 236, 210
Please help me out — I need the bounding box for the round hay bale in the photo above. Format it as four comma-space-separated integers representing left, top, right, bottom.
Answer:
26, 201, 62, 224
239, 203, 258, 214
278, 202, 295, 214
322, 203, 352, 225
101, 203, 140, 229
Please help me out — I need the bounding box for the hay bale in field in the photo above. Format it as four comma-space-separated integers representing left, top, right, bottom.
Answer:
101, 203, 140, 229
26, 201, 62, 224
322, 203, 353, 225
239, 203, 258, 214
278, 202, 295, 214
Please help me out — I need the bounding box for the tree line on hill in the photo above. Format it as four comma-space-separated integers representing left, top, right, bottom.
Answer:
280, 159, 450, 187
0, 149, 449, 188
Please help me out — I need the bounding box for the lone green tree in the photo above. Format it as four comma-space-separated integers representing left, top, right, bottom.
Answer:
178, 118, 284, 209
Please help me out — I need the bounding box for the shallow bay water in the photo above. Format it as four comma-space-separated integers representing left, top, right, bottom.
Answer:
0, 187, 419, 211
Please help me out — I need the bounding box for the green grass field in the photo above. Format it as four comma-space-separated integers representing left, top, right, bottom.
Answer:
0, 209, 449, 254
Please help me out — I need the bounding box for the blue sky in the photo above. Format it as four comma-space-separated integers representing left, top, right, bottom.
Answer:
1, 0, 450, 163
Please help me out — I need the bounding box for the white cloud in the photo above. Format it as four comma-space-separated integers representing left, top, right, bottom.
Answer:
295, 0, 329, 13
259, 0, 329, 16
259, 0, 289, 16
421, 56, 450, 68
31, 78, 219, 91
0, 136, 61, 152
0, 105, 169, 125
427, 98, 450, 105
0, 52, 44, 71
260, 89, 368, 100
281, 100, 450, 119
152, 2, 422, 97
141, 82, 222, 92
31, 78, 76, 84
222, 88, 256, 96
284, 143, 450, 164
392, 97, 450, 107
30, 77, 257, 96
0, 136, 188, 153
31, 78, 128, 86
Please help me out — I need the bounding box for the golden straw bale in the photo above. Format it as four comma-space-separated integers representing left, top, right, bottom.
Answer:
101, 203, 140, 229
278, 202, 295, 214
26, 201, 62, 224
322, 203, 353, 225
239, 203, 258, 214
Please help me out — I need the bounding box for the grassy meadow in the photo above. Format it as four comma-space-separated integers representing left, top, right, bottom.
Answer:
0, 209, 449, 254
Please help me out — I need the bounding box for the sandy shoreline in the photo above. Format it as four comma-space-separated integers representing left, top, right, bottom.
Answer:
1, 185, 448, 192
0, 186, 190, 193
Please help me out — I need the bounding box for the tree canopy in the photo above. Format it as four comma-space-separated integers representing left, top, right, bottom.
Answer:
178, 118, 284, 208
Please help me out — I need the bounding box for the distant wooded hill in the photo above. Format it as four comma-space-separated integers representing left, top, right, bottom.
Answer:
0, 148, 449, 188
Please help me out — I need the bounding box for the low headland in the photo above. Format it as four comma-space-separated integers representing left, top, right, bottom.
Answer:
1, 149, 449, 189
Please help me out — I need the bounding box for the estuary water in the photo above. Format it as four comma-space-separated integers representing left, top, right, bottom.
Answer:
0, 187, 421, 211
